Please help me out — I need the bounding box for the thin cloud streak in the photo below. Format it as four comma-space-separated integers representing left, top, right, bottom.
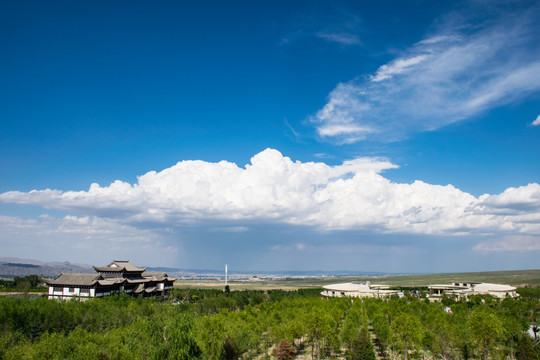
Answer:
474, 235, 540, 252
316, 31, 362, 45
310, 5, 540, 144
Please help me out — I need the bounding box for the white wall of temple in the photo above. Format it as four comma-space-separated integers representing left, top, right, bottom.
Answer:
47, 286, 95, 298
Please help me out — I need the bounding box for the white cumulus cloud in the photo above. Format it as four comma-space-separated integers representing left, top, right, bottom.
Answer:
532, 115, 540, 126
1, 149, 540, 237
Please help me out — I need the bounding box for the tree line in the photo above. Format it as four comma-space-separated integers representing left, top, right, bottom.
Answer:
0, 287, 539, 359
0, 275, 45, 292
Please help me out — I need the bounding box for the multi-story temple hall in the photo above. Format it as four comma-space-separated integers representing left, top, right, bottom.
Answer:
45, 260, 177, 300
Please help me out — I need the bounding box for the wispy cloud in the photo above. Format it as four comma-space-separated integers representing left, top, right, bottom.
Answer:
2, 149, 540, 238
310, 4, 540, 144
532, 115, 540, 126
0, 214, 172, 265
474, 235, 540, 252
284, 118, 302, 142
316, 31, 362, 45
281, 9, 362, 47
370, 54, 429, 82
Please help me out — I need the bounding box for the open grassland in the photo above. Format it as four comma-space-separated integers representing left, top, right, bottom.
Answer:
174, 268, 540, 290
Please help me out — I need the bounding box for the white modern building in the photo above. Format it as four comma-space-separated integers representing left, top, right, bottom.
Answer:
428, 282, 518, 300
321, 282, 399, 299
45, 260, 177, 300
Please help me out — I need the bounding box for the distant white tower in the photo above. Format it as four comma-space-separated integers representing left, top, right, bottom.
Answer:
225, 264, 228, 285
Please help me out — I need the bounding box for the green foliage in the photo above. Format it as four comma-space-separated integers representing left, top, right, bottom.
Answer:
348, 329, 376, 360
518, 288, 540, 300
390, 312, 423, 360
516, 334, 538, 360
469, 306, 505, 360
0, 287, 539, 359
0, 275, 45, 292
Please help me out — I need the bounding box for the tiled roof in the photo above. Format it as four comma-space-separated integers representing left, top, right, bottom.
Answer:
126, 278, 148, 284
45, 261, 175, 294
144, 272, 178, 282
144, 272, 166, 280
93, 260, 147, 273
97, 278, 125, 286
45, 273, 100, 286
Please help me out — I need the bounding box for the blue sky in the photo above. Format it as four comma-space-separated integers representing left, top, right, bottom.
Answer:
1, 0, 539, 273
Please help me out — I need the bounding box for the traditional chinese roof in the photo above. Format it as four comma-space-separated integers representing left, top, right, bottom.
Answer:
97, 278, 125, 286
126, 278, 149, 284
46, 261, 176, 296
45, 273, 100, 286
93, 260, 147, 273
143, 272, 178, 282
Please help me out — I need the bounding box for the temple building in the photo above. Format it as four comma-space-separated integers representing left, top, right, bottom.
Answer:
45, 260, 177, 300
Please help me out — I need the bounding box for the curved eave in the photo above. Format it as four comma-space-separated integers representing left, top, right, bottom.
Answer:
93, 266, 124, 272
45, 280, 98, 286
126, 278, 149, 284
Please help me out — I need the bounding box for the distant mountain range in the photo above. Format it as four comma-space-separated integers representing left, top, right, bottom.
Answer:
0, 257, 390, 278
0, 258, 93, 277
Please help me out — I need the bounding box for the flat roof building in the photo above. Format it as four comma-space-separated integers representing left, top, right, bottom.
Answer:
321, 282, 399, 299
428, 282, 518, 300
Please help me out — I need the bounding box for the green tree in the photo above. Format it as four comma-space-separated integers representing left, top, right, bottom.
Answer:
196, 314, 226, 360
348, 328, 376, 360
390, 312, 423, 360
515, 334, 538, 360
305, 306, 337, 360
468, 307, 505, 360
341, 308, 362, 356
163, 312, 201, 360
431, 309, 456, 359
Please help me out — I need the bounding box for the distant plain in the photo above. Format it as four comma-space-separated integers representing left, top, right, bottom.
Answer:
174, 269, 540, 290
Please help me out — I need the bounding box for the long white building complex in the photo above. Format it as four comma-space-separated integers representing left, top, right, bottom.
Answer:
321, 280, 518, 300
45, 260, 177, 300
428, 282, 518, 299
321, 282, 399, 298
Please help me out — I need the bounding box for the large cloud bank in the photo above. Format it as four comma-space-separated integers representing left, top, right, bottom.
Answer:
1, 149, 539, 237
310, 4, 540, 144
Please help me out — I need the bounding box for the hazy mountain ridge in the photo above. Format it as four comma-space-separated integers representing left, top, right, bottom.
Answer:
1, 257, 389, 278
0, 258, 93, 278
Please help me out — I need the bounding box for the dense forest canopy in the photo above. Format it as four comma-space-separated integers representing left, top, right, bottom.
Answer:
0, 288, 539, 359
